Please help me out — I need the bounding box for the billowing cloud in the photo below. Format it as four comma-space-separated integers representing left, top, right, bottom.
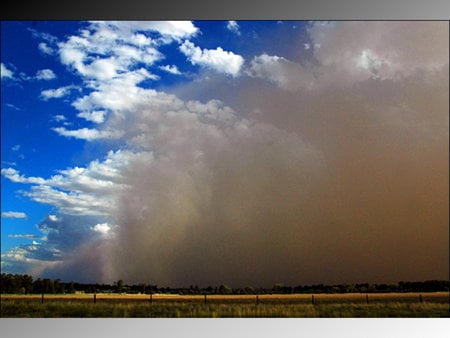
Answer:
2, 21, 448, 287
2, 150, 147, 217
180, 40, 245, 77
2, 211, 27, 219
1, 168, 46, 185
57, 21, 193, 82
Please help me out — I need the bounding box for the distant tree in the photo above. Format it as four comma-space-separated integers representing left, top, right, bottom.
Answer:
245, 286, 255, 294
218, 284, 232, 294
67, 281, 76, 293
54, 279, 65, 294
114, 280, 124, 293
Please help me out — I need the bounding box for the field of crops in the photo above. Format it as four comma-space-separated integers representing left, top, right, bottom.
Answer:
1, 292, 449, 317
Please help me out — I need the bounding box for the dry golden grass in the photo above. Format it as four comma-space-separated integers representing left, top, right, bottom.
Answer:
2, 291, 448, 303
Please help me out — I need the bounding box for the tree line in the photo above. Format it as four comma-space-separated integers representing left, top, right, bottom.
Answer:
1, 273, 449, 295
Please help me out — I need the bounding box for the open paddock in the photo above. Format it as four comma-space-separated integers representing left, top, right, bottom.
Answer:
2, 291, 448, 304
1, 292, 449, 317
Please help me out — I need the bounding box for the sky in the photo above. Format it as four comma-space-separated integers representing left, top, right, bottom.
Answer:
1, 21, 448, 287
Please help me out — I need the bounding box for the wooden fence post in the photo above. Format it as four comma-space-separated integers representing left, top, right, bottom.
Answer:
94, 293, 97, 304
311, 294, 315, 305
204, 294, 207, 304
41, 292, 44, 304
150, 293, 153, 304
256, 295, 259, 305
419, 294, 423, 303
366, 294, 369, 304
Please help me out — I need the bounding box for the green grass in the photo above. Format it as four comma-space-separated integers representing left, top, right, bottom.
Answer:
1, 300, 449, 318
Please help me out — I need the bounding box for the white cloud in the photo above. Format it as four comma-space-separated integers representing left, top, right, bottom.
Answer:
91, 223, 112, 235
48, 215, 60, 222
77, 110, 107, 124
8, 234, 41, 239
52, 127, 124, 141
71, 69, 162, 113
2, 211, 27, 219
1, 63, 14, 79
180, 40, 244, 77
159, 64, 181, 75
53, 115, 67, 122
227, 21, 241, 35
101, 21, 198, 39
247, 53, 315, 91
38, 42, 54, 55
1, 168, 46, 185
36, 69, 56, 80
12, 144, 21, 152
27, 185, 113, 216
57, 22, 171, 83
41, 86, 75, 100
2, 150, 149, 218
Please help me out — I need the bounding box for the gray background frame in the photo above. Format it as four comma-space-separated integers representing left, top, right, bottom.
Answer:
1, 0, 449, 337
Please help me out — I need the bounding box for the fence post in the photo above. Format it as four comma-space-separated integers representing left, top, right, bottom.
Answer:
149, 293, 153, 304
256, 295, 259, 305
311, 294, 315, 305
94, 293, 97, 304
366, 294, 369, 304
419, 294, 423, 303
41, 292, 44, 304
204, 294, 207, 304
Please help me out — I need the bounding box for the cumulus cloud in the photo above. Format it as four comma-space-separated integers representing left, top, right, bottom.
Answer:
1, 168, 46, 185
57, 21, 186, 82
180, 40, 245, 77
2, 211, 27, 219
1, 63, 14, 79
35, 69, 56, 80
2, 150, 146, 217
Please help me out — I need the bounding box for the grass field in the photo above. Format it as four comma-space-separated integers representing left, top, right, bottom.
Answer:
1, 292, 449, 318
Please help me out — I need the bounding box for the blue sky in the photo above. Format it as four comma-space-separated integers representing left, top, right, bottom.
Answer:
1, 21, 448, 286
